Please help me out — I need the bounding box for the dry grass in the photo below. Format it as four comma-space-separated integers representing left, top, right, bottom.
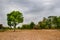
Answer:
0, 30, 60, 40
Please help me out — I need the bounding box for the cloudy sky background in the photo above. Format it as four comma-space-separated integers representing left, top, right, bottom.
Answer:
0, 0, 60, 26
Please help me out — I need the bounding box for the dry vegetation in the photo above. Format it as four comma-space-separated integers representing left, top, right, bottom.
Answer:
0, 30, 60, 40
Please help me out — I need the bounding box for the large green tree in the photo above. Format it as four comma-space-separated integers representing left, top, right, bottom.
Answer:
7, 11, 24, 31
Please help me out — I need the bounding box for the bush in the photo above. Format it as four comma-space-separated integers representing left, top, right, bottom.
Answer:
33, 25, 40, 29
17, 27, 21, 29
3, 27, 10, 29
21, 24, 30, 29
30, 22, 35, 29
0, 24, 3, 29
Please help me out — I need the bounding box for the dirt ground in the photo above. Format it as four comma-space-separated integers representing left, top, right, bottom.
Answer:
0, 30, 60, 40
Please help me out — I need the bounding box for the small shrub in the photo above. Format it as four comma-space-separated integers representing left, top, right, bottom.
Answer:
18, 27, 21, 29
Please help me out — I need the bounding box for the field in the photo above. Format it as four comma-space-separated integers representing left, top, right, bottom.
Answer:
0, 30, 60, 40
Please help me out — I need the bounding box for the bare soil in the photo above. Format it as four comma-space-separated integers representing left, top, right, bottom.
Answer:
0, 30, 60, 40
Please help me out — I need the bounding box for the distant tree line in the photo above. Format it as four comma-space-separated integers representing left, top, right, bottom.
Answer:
20, 16, 60, 29
38, 16, 60, 29
0, 16, 60, 31
20, 22, 35, 29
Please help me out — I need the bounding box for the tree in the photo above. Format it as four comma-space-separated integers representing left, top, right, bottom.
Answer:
56, 16, 60, 29
30, 22, 35, 29
7, 14, 12, 28
39, 17, 48, 29
52, 16, 58, 29
7, 11, 24, 32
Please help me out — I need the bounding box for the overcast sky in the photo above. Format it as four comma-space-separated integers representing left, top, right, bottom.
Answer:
0, 0, 60, 26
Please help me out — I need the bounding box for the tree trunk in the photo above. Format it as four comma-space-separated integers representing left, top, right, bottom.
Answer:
14, 24, 16, 32
14, 26, 16, 32
13, 21, 17, 32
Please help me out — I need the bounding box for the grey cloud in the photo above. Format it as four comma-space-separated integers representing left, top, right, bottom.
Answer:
0, 0, 60, 26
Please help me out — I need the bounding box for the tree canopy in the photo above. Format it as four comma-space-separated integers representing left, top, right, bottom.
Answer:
7, 11, 24, 31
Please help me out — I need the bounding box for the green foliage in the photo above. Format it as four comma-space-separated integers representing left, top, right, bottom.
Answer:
6, 12, 60, 30
0, 24, 3, 29
10, 15, 60, 29
3, 27, 10, 29
7, 11, 24, 31
0, 27, 9, 32
38, 16, 60, 29
30, 22, 35, 29
21, 24, 30, 29
17, 27, 21, 29
21, 22, 35, 29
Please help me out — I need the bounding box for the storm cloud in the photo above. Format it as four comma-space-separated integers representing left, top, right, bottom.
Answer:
0, 0, 60, 26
